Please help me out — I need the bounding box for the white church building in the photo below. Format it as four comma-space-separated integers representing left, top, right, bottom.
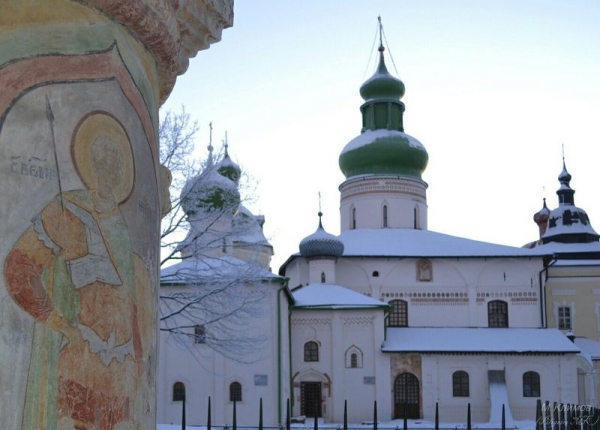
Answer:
157, 39, 583, 427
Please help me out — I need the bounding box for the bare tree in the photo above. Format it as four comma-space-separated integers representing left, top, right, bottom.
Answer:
158, 107, 276, 362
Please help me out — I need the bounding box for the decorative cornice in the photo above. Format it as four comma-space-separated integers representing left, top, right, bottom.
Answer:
80, 0, 233, 104
340, 176, 427, 202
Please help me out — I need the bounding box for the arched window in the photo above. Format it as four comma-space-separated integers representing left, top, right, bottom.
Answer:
414, 206, 419, 229
383, 205, 388, 228
229, 381, 242, 402
304, 341, 319, 362
523, 371, 540, 397
488, 300, 509, 328
387, 300, 408, 327
172, 381, 185, 401
452, 371, 469, 397
352, 207, 356, 229
345, 345, 363, 368
321, 272, 326, 283
194, 325, 205, 344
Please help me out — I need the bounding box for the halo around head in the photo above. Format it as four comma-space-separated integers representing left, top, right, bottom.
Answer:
71, 112, 135, 203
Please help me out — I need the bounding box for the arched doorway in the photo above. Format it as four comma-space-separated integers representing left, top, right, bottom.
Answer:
394, 372, 420, 419
300, 382, 322, 417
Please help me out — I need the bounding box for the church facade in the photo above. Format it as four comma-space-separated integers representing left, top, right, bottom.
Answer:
157, 38, 596, 427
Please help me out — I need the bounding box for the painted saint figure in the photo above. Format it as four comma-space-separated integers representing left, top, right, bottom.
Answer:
4, 113, 154, 430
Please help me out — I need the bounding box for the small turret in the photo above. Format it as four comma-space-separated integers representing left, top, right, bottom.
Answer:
542, 160, 599, 244
533, 198, 550, 239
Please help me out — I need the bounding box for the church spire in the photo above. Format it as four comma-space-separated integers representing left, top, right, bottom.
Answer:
556, 159, 575, 206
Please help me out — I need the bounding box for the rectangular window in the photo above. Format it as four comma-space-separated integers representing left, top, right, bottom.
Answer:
194, 325, 206, 344
558, 306, 572, 330
387, 300, 408, 327
488, 300, 509, 328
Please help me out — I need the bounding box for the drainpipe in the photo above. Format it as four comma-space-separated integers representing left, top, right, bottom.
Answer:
539, 257, 557, 328
277, 280, 289, 424
591, 366, 597, 407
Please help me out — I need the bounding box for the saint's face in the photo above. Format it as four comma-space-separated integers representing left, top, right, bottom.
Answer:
92, 137, 124, 195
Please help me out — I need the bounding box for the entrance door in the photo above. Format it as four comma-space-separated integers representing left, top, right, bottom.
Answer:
394, 373, 420, 419
301, 382, 322, 417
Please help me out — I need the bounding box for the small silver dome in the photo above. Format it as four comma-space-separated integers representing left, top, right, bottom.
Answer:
299, 213, 344, 258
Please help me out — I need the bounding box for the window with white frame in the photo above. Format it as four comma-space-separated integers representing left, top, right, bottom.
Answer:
554, 301, 575, 332
557, 306, 572, 330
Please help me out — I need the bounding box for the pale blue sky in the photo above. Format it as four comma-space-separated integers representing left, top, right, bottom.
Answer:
163, 1, 600, 271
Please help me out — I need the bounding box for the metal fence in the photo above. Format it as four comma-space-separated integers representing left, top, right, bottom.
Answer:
176, 397, 600, 430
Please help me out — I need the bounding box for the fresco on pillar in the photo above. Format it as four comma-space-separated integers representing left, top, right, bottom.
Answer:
0, 52, 159, 429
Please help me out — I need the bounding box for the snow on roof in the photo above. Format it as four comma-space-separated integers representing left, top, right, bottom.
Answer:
574, 338, 600, 360
552, 259, 600, 266
233, 206, 271, 246
292, 284, 387, 309
339, 229, 550, 258
341, 129, 425, 154
534, 240, 600, 255
382, 327, 580, 354
161, 254, 281, 285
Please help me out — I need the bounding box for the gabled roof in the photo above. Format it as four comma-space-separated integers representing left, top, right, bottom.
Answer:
382, 327, 580, 354
292, 284, 388, 310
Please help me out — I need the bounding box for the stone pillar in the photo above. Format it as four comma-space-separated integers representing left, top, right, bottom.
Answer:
0, 1, 232, 428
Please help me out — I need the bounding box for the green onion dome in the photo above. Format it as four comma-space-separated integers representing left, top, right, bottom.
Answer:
339, 129, 428, 178
339, 45, 428, 179
180, 166, 240, 217
360, 47, 405, 101
216, 146, 241, 183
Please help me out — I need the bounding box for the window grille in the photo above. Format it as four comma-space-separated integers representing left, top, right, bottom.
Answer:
304, 341, 319, 362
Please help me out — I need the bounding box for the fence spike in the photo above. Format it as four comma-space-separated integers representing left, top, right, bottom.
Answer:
502, 404, 506, 430
314, 399, 319, 430
259, 398, 264, 430
467, 403, 471, 430
553, 402, 559, 430
536, 399, 543, 430
568, 404, 573, 430
403, 403, 407, 430
233, 400, 237, 430
435, 402, 439, 430
344, 400, 348, 430
286, 398, 291, 430
182, 392, 186, 430
207, 397, 212, 430
374, 400, 378, 430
